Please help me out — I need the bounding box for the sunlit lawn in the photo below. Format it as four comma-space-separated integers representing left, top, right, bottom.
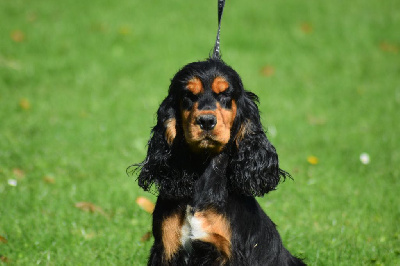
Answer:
1, 0, 399, 265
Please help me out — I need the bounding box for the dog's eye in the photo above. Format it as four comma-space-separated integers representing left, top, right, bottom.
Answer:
216, 92, 232, 108
183, 92, 199, 102
182, 92, 199, 109
216, 92, 231, 102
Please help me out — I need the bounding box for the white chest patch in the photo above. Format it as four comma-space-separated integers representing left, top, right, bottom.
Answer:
180, 205, 209, 253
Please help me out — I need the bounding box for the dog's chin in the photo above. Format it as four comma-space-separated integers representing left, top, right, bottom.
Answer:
188, 137, 225, 154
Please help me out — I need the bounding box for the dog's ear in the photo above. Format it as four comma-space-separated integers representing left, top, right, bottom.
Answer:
134, 94, 177, 193
133, 90, 197, 199
228, 91, 289, 196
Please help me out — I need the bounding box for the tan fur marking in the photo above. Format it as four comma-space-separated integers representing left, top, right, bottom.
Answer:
234, 119, 251, 147
186, 77, 203, 95
216, 101, 237, 149
211, 76, 229, 94
181, 100, 237, 154
181, 102, 198, 147
164, 118, 176, 146
162, 212, 184, 261
194, 210, 232, 260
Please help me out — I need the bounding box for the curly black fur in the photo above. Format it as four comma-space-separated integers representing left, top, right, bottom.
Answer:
132, 58, 289, 198
130, 58, 305, 265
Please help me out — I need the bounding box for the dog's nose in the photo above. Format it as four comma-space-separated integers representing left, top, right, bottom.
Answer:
196, 115, 217, 131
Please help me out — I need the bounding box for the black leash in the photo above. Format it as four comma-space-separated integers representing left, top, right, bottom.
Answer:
212, 0, 226, 59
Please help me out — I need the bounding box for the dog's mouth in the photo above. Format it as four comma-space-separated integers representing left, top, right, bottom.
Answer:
189, 134, 224, 153
200, 135, 218, 145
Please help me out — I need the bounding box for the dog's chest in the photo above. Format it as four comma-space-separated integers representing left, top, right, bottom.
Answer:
180, 205, 208, 252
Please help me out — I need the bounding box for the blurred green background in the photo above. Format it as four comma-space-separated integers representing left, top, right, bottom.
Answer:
0, 0, 399, 265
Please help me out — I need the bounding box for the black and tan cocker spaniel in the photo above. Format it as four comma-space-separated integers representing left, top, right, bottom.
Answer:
133, 58, 305, 265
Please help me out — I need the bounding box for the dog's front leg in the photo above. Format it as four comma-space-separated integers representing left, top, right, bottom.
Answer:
148, 198, 188, 266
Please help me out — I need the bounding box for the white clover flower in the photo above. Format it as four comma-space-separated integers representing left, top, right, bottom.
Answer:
8, 179, 17, 186
360, 153, 370, 165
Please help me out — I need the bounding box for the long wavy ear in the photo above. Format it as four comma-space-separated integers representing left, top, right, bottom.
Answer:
228, 91, 289, 196
132, 94, 177, 194
132, 91, 197, 198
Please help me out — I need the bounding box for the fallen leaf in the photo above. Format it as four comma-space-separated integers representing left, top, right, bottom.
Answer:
300, 22, 313, 34
0, 235, 7, 243
19, 98, 30, 110
43, 176, 55, 184
136, 197, 155, 213
13, 168, 25, 179
307, 156, 319, 165
75, 202, 97, 212
0, 256, 10, 263
75, 202, 109, 218
379, 42, 399, 54
11, 30, 25, 42
140, 231, 152, 242
260, 65, 275, 77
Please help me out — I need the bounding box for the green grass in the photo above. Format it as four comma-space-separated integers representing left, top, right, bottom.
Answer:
1, 0, 399, 265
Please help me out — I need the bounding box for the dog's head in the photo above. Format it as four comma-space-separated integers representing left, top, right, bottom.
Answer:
167, 60, 242, 154
134, 59, 288, 198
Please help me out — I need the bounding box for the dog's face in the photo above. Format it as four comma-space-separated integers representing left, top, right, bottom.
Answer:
180, 75, 237, 153
165, 60, 243, 154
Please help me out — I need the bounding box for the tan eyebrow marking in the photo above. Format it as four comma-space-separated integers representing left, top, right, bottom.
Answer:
211, 76, 229, 94
186, 77, 204, 95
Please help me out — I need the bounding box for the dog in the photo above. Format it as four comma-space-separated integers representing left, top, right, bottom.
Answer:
133, 58, 305, 265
